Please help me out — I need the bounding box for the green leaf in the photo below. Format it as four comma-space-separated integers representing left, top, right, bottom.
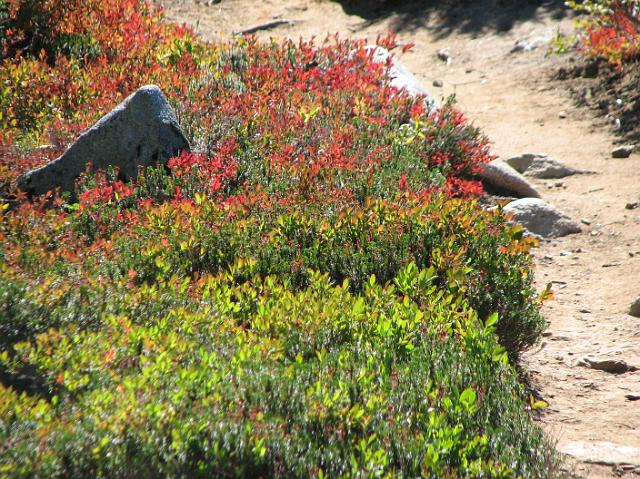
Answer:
530, 394, 549, 410
485, 313, 499, 328
460, 388, 477, 409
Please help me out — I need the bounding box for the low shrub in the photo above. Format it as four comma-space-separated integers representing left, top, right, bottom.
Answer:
566, 0, 640, 66
0, 0, 555, 476
2, 191, 545, 360
0, 269, 554, 478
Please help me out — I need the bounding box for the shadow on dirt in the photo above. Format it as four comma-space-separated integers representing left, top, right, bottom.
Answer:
335, 0, 569, 38
556, 56, 640, 146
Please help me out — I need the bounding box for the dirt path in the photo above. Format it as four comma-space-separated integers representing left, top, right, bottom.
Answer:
156, 1, 640, 476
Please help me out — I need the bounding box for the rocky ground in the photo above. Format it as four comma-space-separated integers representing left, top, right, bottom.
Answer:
154, 0, 640, 476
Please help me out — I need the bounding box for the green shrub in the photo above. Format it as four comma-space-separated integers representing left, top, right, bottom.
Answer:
0, 1, 554, 476
0, 269, 555, 478
2, 191, 546, 360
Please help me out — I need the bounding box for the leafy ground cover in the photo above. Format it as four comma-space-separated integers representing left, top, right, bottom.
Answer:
1, 0, 556, 477
566, 0, 639, 66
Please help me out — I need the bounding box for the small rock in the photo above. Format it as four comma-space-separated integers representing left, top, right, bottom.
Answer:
18, 85, 189, 196
432, 79, 444, 88
579, 307, 591, 314
503, 198, 581, 238
558, 111, 567, 119
554, 181, 564, 188
511, 37, 549, 53
480, 160, 541, 198
612, 145, 634, 158
630, 298, 640, 318
625, 201, 639, 210
580, 218, 591, 225
436, 49, 450, 63
577, 357, 637, 374
626, 393, 640, 401
505, 153, 588, 179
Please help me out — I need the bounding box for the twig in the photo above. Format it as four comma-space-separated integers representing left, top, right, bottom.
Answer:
233, 19, 293, 36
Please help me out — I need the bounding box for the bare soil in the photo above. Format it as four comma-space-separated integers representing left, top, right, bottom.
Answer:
154, 1, 640, 476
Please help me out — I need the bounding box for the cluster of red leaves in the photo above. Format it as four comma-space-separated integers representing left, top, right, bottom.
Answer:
0, 0, 202, 141
1, 0, 492, 222
178, 34, 489, 203
167, 145, 238, 197
79, 179, 134, 209
580, 2, 640, 66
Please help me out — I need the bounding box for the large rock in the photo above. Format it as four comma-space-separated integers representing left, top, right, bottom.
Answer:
364, 46, 440, 109
559, 441, 640, 467
506, 153, 587, 179
18, 85, 189, 196
577, 357, 637, 374
479, 159, 541, 198
504, 198, 581, 238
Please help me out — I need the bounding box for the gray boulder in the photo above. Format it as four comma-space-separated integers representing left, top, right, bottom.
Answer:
480, 159, 541, 198
506, 153, 587, 179
560, 441, 640, 467
504, 198, 581, 238
506, 153, 590, 180
577, 357, 637, 374
18, 85, 189, 196
505, 153, 542, 173
364, 46, 440, 109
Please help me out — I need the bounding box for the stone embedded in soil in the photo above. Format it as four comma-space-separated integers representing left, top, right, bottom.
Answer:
629, 298, 640, 318
559, 441, 640, 467
505, 153, 588, 179
479, 159, 541, 198
432, 79, 443, 87
611, 145, 635, 158
17, 85, 189, 196
436, 49, 450, 63
577, 357, 638, 374
510, 37, 549, 53
626, 393, 640, 401
503, 198, 581, 238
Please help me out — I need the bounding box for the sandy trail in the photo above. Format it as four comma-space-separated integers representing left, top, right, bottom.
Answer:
156, 1, 640, 476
